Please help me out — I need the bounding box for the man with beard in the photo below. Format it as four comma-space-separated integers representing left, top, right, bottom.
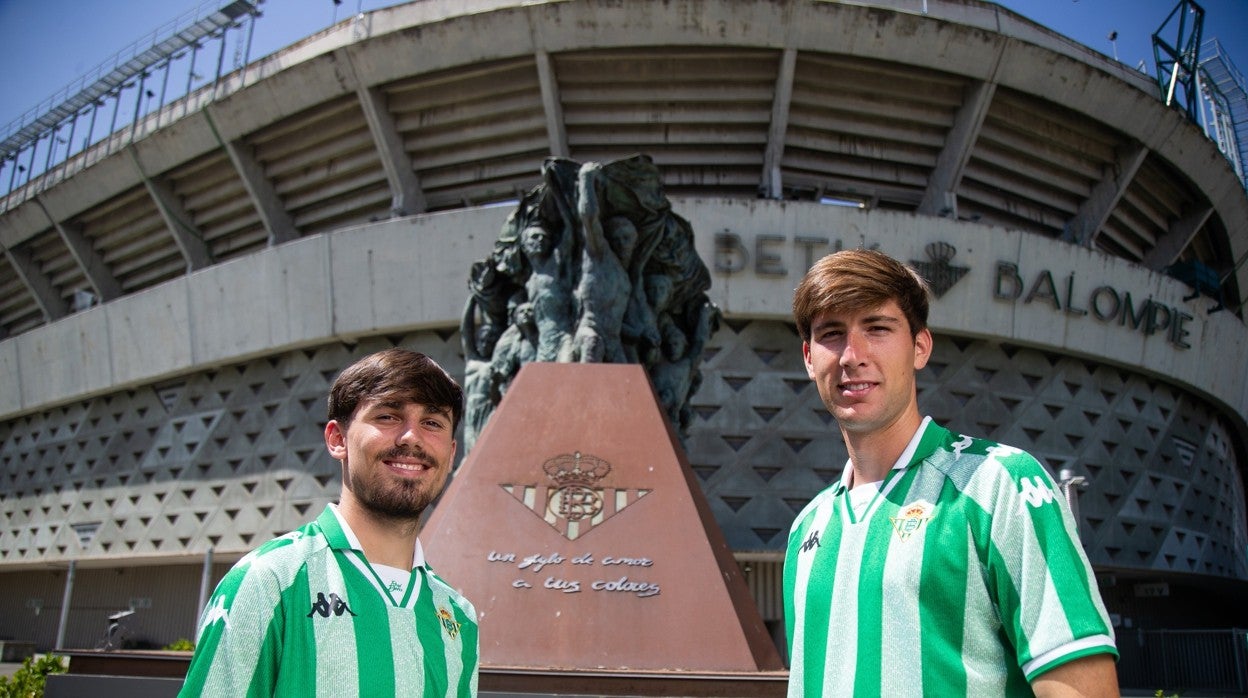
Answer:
180, 349, 478, 697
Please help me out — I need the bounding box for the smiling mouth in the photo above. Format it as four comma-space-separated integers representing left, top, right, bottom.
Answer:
839, 382, 875, 392
385, 459, 431, 473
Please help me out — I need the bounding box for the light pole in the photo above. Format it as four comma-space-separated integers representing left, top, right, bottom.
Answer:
1059, 468, 1089, 530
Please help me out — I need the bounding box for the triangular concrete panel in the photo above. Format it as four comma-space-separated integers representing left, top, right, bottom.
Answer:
423, 363, 782, 671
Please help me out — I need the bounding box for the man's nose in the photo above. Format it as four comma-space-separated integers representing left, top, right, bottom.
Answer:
396, 419, 425, 446
840, 330, 867, 366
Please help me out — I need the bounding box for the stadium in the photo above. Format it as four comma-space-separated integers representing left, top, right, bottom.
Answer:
1, 0, 1246, 690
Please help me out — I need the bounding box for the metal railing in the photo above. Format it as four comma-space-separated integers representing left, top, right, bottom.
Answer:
1118, 628, 1248, 695
1200, 37, 1248, 188
0, 1, 262, 211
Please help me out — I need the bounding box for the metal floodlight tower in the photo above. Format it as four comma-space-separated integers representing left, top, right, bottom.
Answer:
1152, 0, 1206, 121
0, 0, 264, 208
1200, 38, 1248, 188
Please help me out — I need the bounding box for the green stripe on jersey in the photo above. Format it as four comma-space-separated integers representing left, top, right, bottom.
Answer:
785, 488, 840, 695
783, 419, 1116, 696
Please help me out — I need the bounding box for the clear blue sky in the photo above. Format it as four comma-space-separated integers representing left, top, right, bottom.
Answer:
1, 0, 1246, 130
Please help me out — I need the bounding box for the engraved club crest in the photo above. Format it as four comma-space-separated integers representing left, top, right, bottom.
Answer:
500, 452, 651, 541
545, 451, 612, 521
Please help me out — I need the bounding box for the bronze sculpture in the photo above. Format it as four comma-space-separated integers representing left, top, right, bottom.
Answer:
462, 155, 719, 449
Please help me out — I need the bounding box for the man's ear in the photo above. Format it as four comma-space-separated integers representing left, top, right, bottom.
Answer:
913, 328, 933, 370
802, 340, 815, 380
324, 420, 347, 460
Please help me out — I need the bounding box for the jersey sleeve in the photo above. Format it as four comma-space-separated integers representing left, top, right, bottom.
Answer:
971, 445, 1117, 681
178, 556, 287, 697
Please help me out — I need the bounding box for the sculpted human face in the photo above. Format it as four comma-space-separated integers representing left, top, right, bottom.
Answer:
325, 398, 457, 521
514, 302, 535, 327
802, 299, 932, 438
521, 225, 553, 259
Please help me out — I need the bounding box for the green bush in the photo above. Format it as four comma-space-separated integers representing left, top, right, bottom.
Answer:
0, 654, 66, 698
163, 638, 195, 652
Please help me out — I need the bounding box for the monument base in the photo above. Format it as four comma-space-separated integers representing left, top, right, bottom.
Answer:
424, 363, 783, 672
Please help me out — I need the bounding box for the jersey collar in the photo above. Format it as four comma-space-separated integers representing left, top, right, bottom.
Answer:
833, 415, 939, 494
317, 503, 429, 570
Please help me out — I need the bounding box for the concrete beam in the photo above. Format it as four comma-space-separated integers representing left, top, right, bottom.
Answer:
1064, 141, 1148, 248
35, 197, 124, 302
1142, 204, 1214, 271
761, 48, 796, 200
4, 243, 68, 323
357, 84, 426, 217
918, 78, 996, 217
127, 143, 213, 272
206, 109, 297, 245
145, 177, 213, 272
337, 47, 427, 217
535, 50, 568, 158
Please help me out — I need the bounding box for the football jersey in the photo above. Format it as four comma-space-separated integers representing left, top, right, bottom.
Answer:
784, 418, 1116, 696
180, 505, 478, 697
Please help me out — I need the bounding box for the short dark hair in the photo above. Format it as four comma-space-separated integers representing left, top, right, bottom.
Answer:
792, 248, 930, 342
327, 348, 463, 430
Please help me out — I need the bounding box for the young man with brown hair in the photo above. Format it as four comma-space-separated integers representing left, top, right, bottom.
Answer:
784, 249, 1118, 696
181, 348, 478, 696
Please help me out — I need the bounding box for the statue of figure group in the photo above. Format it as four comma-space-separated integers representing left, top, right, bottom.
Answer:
461, 155, 720, 450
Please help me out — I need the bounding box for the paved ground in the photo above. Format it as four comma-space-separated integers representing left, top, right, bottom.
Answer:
1, 661, 22, 677
0, 659, 1232, 696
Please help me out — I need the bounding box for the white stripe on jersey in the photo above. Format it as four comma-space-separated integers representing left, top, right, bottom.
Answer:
310, 547, 360, 696
786, 489, 835, 698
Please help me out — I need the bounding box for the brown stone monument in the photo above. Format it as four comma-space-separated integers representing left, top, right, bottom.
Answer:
423, 362, 783, 673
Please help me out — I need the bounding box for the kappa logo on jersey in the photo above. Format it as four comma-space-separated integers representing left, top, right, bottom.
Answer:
890, 500, 933, 541
950, 434, 974, 459
1019, 476, 1058, 509
437, 607, 461, 640
307, 592, 356, 618
200, 594, 229, 632
986, 443, 1023, 460
800, 529, 821, 553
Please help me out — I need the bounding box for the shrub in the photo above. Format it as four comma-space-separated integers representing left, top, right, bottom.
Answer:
0, 654, 66, 698
163, 638, 195, 652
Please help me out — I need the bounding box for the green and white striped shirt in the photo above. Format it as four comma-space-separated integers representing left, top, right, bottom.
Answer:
180, 505, 478, 697
784, 418, 1116, 697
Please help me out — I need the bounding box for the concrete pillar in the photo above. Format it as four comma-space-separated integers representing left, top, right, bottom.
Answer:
54, 560, 76, 650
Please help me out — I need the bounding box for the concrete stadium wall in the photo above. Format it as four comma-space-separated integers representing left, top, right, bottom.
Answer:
3, 198, 1244, 428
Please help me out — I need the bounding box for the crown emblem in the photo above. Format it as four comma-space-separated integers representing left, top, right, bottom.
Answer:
543, 451, 611, 486
890, 499, 933, 542
910, 240, 969, 299
925, 241, 955, 262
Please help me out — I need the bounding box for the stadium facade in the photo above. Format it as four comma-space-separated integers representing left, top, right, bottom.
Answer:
1, 0, 1246, 686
